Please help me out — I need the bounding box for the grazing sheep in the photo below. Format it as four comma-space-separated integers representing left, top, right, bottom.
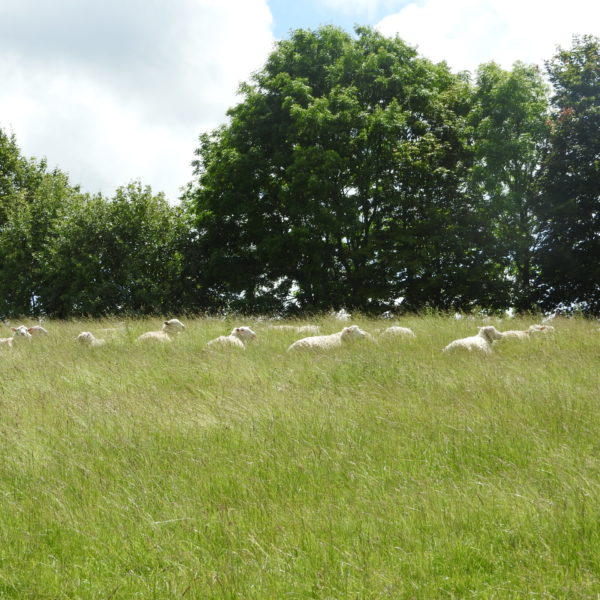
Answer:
500, 329, 530, 340
269, 324, 321, 335
381, 326, 416, 338
137, 330, 173, 343
137, 319, 185, 343
163, 318, 185, 332
443, 326, 503, 354
77, 331, 106, 347
207, 326, 257, 349
528, 324, 555, 333
27, 325, 49, 336
287, 325, 368, 351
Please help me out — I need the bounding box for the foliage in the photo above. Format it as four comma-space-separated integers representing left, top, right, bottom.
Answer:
0, 132, 191, 318
1, 30, 600, 316
37, 182, 190, 317
187, 27, 504, 313
537, 35, 600, 313
469, 62, 550, 310
0, 131, 81, 317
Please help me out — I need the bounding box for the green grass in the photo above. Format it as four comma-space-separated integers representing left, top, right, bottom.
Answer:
0, 315, 599, 598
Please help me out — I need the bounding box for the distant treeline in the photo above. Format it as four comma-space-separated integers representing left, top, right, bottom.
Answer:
1, 27, 599, 318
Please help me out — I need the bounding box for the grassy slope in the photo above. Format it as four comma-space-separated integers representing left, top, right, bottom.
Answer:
0, 316, 599, 599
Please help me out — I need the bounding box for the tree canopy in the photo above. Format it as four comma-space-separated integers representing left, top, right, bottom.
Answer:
1, 28, 599, 317
536, 35, 600, 313
186, 27, 553, 313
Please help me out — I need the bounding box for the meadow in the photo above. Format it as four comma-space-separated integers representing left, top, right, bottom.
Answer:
0, 315, 599, 599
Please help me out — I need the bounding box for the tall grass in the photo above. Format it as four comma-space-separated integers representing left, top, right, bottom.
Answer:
0, 315, 599, 598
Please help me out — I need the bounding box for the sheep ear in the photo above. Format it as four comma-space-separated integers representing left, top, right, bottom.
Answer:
27, 327, 33, 333
10, 327, 16, 332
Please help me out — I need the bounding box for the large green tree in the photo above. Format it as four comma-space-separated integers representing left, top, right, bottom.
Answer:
537, 35, 600, 313
187, 26, 503, 313
469, 62, 549, 310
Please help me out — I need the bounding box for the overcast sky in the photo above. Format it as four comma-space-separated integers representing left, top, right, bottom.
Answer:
0, 0, 598, 201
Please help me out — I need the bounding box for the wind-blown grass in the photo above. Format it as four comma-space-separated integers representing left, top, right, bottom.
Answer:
0, 315, 598, 598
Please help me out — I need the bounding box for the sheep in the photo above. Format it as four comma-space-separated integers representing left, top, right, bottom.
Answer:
207, 326, 257, 349
269, 324, 321, 335
163, 318, 185, 332
287, 325, 368, 351
0, 325, 33, 348
334, 308, 352, 321
137, 319, 185, 343
381, 326, 416, 338
499, 329, 530, 340
10, 325, 32, 341
76, 331, 106, 347
528, 324, 555, 333
295, 325, 321, 335
27, 325, 49, 336
137, 330, 173, 343
443, 325, 503, 354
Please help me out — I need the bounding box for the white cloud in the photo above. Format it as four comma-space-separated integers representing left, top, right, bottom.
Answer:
376, 0, 600, 73
322, 0, 404, 18
0, 0, 275, 200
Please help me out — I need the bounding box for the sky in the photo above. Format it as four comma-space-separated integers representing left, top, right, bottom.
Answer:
0, 0, 599, 202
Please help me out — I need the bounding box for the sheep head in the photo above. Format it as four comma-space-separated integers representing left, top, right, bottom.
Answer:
478, 326, 503, 343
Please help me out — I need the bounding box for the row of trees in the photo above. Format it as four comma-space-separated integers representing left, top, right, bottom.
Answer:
0, 137, 192, 317
1, 28, 599, 317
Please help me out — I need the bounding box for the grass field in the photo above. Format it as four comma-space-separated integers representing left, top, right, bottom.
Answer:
0, 315, 599, 599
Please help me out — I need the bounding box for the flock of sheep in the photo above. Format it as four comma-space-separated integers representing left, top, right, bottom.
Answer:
0, 317, 556, 354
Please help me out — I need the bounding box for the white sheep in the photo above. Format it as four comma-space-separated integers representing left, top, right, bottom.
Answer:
10, 325, 33, 341
27, 325, 49, 336
77, 331, 106, 347
287, 325, 368, 351
443, 325, 503, 354
163, 318, 185, 332
137, 319, 185, 343
528, 324, 555, 333
207, 326, 257, 349
334, 308, 352, 321
381, 326, 416, 338
0, 325, 33, 348
137, 330, 172, 343
499, 329, 530, 340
